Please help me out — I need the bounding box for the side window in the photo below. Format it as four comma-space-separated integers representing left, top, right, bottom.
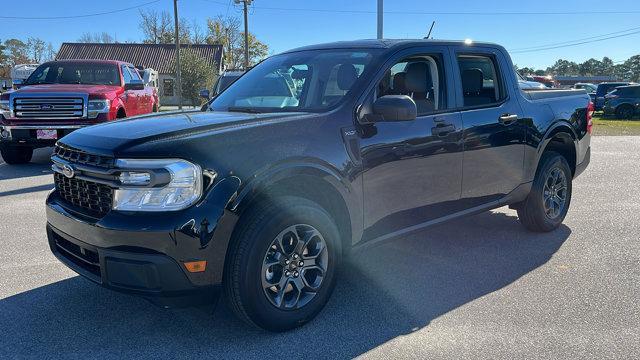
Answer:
121, 66, 133, 84
457, 54, 505, 107
128, 66, 142, 81
376, 54, 446, 115
163, 78, 175, 96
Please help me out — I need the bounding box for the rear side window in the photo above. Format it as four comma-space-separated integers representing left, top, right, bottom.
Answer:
457, 55, 505, 108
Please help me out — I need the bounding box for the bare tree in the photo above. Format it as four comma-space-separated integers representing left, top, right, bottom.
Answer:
139, 10, 173, 44
78, 32, 115, 44
26, 37, 46, 63
191, 20, 206, 45
206, 15, 267, 69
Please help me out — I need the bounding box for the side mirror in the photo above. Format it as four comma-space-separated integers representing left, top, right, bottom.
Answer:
366, 95, 417, 122
199, 89, 210, 100
124, 80, 144, 91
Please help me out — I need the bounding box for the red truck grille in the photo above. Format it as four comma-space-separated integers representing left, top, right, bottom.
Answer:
14, 97, 85, 119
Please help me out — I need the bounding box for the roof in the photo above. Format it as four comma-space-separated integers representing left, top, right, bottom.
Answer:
56, 43, 223, 74
283, 39, 500, 54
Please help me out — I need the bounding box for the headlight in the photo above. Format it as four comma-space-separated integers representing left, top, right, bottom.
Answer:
0, 100, 10, 118
113, 159, 203, 212
88, 99, 110, 118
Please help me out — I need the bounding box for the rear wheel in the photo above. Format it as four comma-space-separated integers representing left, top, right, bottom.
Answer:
224, 197, 341, 331
0, 146, 33, 165
616, 104, 634, 120
517, 151, 572, 232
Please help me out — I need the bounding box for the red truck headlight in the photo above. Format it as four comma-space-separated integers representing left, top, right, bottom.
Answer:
87, 99, 110, 118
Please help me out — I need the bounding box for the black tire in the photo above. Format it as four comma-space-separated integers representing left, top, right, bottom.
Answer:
0, 146, 33, 165
616, 104, 634, 120
517, 151, 572, 232
224, 196, 341, 332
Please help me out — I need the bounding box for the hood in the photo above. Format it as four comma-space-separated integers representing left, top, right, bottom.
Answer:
16, 83, 121, 95
59, 110, 310, 155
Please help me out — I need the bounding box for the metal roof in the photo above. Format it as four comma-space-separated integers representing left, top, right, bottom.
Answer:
56, 43, 223, 74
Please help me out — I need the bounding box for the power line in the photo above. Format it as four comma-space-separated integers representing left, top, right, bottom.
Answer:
511, 25, 640, 51
199, 1, 640, 16
0, 0, 161, 20
511, 30, 640, 53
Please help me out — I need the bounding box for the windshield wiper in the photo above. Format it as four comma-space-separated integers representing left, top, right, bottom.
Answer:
226, 107, 264, 114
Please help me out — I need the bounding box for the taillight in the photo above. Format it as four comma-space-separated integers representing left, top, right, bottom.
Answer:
586, 101, 594, 134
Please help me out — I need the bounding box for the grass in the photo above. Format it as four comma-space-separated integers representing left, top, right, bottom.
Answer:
592, 115, 640, 136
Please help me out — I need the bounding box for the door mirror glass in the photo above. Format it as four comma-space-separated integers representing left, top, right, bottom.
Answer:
368, 95, 417, 122
124, 79, 144, 91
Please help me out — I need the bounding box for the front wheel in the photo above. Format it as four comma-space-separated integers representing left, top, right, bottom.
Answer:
0, 146, 33, 165
224, 197, 341, 331
517, 151, 572, 232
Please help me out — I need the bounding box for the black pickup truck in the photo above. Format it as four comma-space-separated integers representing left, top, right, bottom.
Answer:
45, 39, 592, 331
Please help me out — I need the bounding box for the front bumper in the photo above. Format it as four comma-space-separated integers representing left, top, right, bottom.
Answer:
0, 125, 85, 149
45, 177, 240, 300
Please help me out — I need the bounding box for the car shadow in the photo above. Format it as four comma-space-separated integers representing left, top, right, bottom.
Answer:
0, 147, 54, 181
0, 211, 571, 358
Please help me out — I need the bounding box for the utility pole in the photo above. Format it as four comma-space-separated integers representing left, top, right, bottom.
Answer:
173, 0, 182, 110
235, 0, 252, 69
377, 0, 383, 39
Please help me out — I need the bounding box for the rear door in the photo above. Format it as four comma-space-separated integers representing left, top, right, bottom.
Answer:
120, 65, 138, 116
359, 46, 464, 240
452, 47, 526, 206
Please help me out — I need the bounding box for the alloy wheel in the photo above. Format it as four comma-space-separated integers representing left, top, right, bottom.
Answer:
261, 224, 328, 310
542, 167, 568, 219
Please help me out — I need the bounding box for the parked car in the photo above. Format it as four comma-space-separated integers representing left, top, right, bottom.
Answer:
603, 85, 640, 119
0, 60, 159, 164
45, 39, 591, 331
572, 83, 597, 93
213, 70, 245, 97
527, 75, 558, 88
10, 63, 39, 89
594, 82, 633, 111
517, 72, 546, 89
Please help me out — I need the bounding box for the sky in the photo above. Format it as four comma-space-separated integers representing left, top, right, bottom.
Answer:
1, 0, 640, 69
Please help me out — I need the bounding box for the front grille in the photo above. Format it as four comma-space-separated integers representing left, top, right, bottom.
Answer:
54, 143, 114, 168
51, 231, 101, 280
14, 97, 84, 119
54, 173, 113, 216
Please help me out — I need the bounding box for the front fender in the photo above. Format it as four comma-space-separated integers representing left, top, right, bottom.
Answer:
229, 159, 363, 245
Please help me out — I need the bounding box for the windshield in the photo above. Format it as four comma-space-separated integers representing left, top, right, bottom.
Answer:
25, 62, 120, 86
208, 49, 379, 113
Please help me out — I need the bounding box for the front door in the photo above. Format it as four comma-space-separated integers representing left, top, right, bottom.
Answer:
453, 48, 526, 206
120, 65, 139, 116
359, 48, 464, 241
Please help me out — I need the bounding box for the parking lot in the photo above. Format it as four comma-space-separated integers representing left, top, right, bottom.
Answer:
0, 136, 638, 359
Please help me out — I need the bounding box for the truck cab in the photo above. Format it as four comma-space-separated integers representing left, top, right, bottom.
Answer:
0, 60, 158, 164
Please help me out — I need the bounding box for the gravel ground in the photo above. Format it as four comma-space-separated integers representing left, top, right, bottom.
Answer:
0, 137, 638, 359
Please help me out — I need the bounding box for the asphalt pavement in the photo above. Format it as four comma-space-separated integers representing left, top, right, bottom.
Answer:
0, 137, 638, 359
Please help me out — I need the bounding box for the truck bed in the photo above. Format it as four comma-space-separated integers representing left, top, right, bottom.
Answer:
520, 88, 587, 101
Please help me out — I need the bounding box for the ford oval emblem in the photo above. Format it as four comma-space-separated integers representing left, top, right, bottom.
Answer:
62, 164, 75, 179
40, 104, 54, 110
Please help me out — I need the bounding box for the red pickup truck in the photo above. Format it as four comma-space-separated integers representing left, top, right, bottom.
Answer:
0, 60, 158, 164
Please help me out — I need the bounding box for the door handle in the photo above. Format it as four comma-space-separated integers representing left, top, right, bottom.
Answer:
432, 123, 455, 137
498, 114, 518, 125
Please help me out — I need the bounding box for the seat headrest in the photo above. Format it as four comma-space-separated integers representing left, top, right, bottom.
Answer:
61, 69, 80, 84
337, 63, 358, 90
392, 72, 407, 94
405, 62, 432, 93
462, 68, 484, 93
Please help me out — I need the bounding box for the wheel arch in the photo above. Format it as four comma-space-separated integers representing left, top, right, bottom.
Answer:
230, 162, 362, 253
538, 121, 578, 176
